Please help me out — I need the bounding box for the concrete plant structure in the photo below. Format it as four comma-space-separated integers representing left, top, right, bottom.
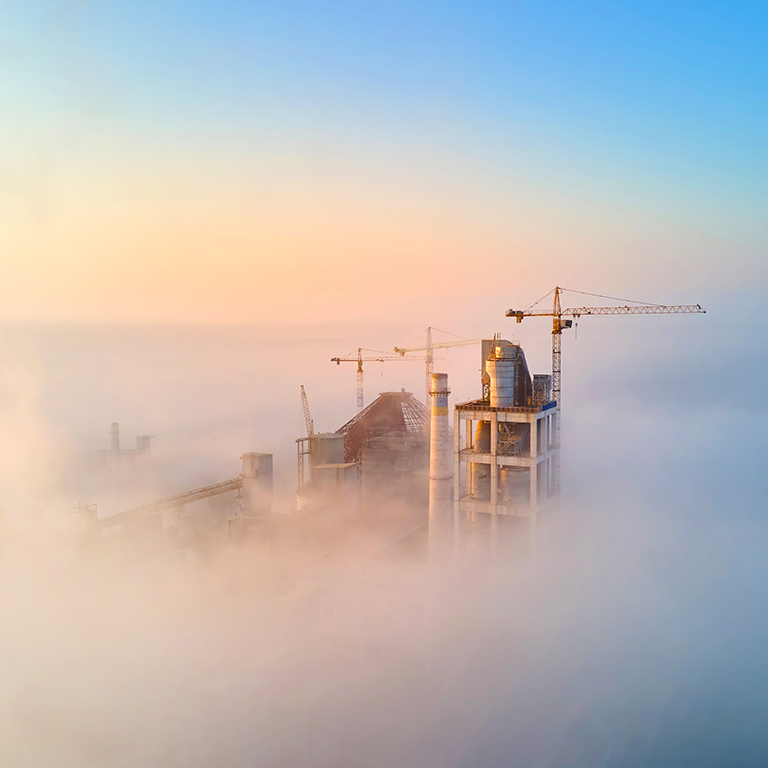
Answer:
99, 452, 274, 542
86, 422, 152, 469
453, 341, 558, 552
336, 390, 429, 502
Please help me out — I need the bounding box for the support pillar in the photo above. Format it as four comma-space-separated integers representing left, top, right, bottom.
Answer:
490, 411, 498, 555
529, 414, 538, 560
454, 409, 461, 556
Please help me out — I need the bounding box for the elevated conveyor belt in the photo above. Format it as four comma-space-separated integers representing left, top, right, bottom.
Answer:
100, 476, 242, 528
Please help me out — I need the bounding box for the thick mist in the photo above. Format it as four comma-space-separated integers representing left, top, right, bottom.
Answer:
1, 308, 766, 767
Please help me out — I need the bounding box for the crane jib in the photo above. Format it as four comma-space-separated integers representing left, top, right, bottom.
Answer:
506, 304, 705, 318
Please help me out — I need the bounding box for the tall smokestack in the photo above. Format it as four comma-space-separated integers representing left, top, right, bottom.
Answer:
429, 373, 452, 557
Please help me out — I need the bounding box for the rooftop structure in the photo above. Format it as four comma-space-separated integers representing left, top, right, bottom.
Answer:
337, 391, 429, 495
337, 391, 428, 462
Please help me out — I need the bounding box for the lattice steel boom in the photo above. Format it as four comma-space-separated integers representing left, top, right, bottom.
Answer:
300, 385, 314, 438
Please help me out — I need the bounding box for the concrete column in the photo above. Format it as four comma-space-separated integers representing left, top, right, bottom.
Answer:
428, 373, 452, 559
551, 409, 559, 492
454, 409, 461, 555
109, 422, 122, 502
529, 416, 538, 514
490, 411, 498, 555
529, 414, 539, 561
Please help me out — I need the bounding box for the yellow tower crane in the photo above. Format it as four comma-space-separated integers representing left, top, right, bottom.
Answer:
394, 327, 483, 431
297, 385, 315, 493
331, 348, 422, 411
506, 286, 706, 491
300, 384, 314, 438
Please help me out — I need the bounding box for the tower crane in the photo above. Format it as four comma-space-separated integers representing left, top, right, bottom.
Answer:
300, 385, 314, 438
296, 385, 315, 494
506, 286, 706, 491
331, 348, 422, 411
394, 327, 482, 428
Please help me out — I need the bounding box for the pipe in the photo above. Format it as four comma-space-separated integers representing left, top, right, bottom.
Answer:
469, 421, 490, 500
487, 344, 517, 408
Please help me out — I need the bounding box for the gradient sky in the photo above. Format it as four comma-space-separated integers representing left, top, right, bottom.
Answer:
3, 10, 768, 760
1, 0, 766, 325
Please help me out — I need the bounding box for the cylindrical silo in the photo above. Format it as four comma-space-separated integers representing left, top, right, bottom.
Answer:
470, 464, 491, 500
500, 466, 530, 505
428, 373, 452, 557
469, 420, 491, 500
487, 344, 518, 408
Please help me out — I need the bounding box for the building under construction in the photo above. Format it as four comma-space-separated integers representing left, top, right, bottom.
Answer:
453, 342, 557, 551
419, 339, 557, 558
338, 390, 429, 487
296, 339, 558, 555
296, 389, 429, 511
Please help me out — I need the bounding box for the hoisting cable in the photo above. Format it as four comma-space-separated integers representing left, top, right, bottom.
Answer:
523, 288, 555, 311
430, 327, 472, 341
560, 288, 663, 307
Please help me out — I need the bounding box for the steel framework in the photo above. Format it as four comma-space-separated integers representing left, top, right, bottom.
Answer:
337, 390, 429, 463
100, 477, 242, 528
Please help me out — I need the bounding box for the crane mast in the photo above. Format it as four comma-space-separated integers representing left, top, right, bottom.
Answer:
297, 385, 316, 494
394, 328, 483, 429
552, 286, 564, 411
332, 348, 421, 411
356, 349, 364, 410
300, 385, 314, 438
425, 326, 433, 420
507, 287, 706, 492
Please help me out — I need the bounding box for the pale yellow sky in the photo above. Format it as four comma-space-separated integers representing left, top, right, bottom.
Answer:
0, 148, 749, 327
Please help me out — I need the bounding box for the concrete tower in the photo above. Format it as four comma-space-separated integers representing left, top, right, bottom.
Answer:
429, 373, 453, 556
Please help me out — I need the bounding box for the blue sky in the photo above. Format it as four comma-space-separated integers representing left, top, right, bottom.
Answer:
0, 0, 766, 323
